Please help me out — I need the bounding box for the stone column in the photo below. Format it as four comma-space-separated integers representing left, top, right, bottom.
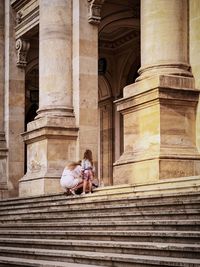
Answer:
19, 0, 78, 197
190, 0, 200, 150
138, 0, 192, 81
114, 0, 200, 185
37, 0, 73, 118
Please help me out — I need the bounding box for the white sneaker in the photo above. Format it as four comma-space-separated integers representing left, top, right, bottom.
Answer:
81, 192, 85, 196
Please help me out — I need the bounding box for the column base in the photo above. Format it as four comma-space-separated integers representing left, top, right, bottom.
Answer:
137, 63, 193, 82
114, 74, 200, 185
19, 116, 78, 197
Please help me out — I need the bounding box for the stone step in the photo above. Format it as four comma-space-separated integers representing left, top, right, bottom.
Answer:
0, 193, 199, 215
0, 177, 199, 267
2, 190, 199, 210
0, 230, 199, 243
0, 175, 199, 208
1, 238, 200, 259
0, 219, 199, 231
0, 198, 199, 218
0, 208, 199, 223
95, 176, 200, 194
0, 256, 102, 267
0, 195, 199, 215
0, 209, 199, 223
0, 246, 200, 266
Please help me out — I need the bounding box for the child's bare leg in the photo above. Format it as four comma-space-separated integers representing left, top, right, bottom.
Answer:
88, 180, 92, 193
82, 180, 87, 193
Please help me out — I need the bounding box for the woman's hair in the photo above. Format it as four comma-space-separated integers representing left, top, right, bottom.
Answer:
83, 149, 93, 165
67, 161, 81, 170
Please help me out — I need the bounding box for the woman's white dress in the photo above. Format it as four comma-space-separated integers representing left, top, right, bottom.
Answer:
60, 165, 82, 189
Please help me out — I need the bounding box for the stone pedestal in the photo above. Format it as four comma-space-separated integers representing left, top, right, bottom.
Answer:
20, 116, 78, 196
114, 75, 200, 184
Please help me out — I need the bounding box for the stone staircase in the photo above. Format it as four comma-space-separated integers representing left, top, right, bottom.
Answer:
0, 176, 200, 266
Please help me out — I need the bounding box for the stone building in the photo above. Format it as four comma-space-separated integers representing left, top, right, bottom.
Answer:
0, 0, 200, 199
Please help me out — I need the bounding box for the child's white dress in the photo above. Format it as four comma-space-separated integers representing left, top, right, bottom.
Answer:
60, 165, 82, 189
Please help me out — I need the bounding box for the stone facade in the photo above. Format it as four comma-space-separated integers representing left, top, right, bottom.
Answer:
0, 0, 200, 198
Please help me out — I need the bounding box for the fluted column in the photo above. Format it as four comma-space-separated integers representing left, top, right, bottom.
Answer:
138, 0, 192, 81
37, 0, 73, 118
114, 0, 200, 186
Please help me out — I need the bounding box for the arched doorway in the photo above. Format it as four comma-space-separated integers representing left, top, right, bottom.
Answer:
25, 67, 39, 127
98, 0, 140, 186
24, 64, 39, 173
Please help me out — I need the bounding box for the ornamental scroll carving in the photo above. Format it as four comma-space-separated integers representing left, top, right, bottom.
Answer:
88, 0, 105, 25
16, 38, 30, 68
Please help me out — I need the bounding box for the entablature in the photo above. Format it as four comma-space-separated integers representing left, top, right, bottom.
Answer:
11, 0, 39, 39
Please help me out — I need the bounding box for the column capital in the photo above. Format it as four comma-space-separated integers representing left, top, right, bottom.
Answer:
88, 0, 105, 25
16, 38, 30, 68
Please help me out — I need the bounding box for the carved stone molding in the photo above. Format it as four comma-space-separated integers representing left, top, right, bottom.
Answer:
16, 38, 30, 68
88, 0, 105, 25
99, 30, 140, 50
0, 132, 7, 151
11, 0, 39, 39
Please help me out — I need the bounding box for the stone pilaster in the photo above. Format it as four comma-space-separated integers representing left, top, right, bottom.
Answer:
114, 0, 200, 185
19, 0, 78, 197
73, 0, 98, 176
4, 1, 25, 197
0, 0, 8, 199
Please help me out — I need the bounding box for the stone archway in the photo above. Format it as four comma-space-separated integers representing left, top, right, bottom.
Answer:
98, 0, 140, 186
25, 66, 39, 127
98, 75, 113, 186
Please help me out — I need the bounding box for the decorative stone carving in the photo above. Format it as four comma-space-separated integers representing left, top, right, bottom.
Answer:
99, 31, 140, 50
16, 11, 22, 25
15, 38, 30, 68
88, 0, 105, 25
29, 159, 41, 172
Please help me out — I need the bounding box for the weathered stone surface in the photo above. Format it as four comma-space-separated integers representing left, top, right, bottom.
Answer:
0, 179, 200, 266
